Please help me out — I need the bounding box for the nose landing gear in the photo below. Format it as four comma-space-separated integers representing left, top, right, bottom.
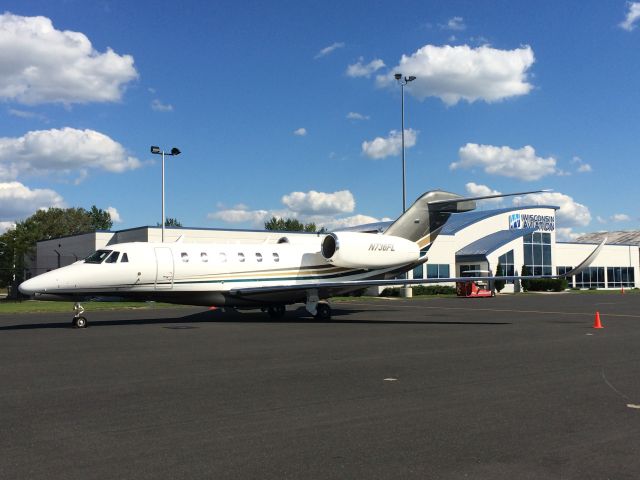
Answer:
72, 302, 88, 328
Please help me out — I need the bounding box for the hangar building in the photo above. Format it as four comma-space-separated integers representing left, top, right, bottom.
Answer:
29, 205, 638, 292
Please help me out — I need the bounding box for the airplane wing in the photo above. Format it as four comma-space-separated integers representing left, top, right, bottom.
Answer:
229, 237, 606, 298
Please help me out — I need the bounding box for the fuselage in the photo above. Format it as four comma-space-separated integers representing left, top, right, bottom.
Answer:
18, 237, 416, 307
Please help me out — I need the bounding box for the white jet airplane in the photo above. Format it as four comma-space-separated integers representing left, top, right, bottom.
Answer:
19, 189, 605, 328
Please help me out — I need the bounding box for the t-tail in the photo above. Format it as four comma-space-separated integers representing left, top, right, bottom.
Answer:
383, 188, 550, 249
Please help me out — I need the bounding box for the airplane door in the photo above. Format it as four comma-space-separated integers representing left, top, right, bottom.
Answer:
155, 247, 174, 289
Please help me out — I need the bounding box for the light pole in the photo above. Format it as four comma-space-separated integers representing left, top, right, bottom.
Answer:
394, 73, 416, 213
150, 145, 181, 242
394, 73, 416, 298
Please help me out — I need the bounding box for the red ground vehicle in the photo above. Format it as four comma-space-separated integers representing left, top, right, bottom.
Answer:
456, 270, 495, 298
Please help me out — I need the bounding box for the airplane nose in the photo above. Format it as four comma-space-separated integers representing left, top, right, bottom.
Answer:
19, 275, 52, 295
18, 278, 35, 295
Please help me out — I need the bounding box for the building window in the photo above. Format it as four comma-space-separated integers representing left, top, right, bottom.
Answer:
413, 265, 424, 279
576, 266, 605, 289
523, 233, 552, 276
459, 264, 480, 276
201, 252, 208, 263
498, 250, 515, 284
607, 267, 635, 288
273, 252, 280, 262
256, 252, 263, 262
238, 252, 245, 263
556, 266, 573, 276
427, 264, 450, 279
557, 266, 573, 287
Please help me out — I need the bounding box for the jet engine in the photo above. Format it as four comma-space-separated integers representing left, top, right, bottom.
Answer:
321, 232, 419, 269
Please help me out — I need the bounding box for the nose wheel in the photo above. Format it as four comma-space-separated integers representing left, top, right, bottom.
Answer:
72, 302, 88, 328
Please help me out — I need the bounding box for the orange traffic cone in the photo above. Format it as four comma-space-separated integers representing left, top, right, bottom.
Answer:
593, 311, 603, 329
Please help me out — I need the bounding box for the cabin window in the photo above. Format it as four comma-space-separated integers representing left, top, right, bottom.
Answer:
256, 252, 263, 262
219, 252, 227, 263
105, 252, 120, 263
201, 252, 208, 262
121, 253, 129, 263
238, 252, 245, 262
273, 252, 280, 262
181, 252, 189, 263
85, 250, 112, 264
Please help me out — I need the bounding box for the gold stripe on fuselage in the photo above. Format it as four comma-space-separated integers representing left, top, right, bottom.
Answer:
175, 264, 356, 283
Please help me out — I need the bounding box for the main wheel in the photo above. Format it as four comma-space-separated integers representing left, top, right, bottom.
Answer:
72, 316, 88, 328
314, 303, 331, 320
267, 305, 286, 319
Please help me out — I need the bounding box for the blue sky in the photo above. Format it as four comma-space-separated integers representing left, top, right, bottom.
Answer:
1, 0, 639, 240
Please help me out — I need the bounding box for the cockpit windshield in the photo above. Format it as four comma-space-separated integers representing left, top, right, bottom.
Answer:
84, 250, 113, 264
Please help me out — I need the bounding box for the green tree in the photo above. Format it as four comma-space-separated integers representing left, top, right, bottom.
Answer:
0, 206, 112, 287
494, 262, 505, 293
157, 217, 183, 227
88, 205, 113, 230
521, 264, 531, 292
264, 217, 318, 232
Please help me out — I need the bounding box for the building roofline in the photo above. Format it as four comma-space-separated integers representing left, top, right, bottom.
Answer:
442, 205, 559, 235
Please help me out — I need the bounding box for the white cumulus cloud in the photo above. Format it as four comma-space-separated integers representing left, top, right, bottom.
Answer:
315, 42, 345, 59
208, 190, 377, 229
207, 207, 270, 225
571, 156, 592, 173
556, 227, 584, 242
451, 143, 558, 181
346, 57, 385, 78
0, 13, 138, 105
376, 44, 535, 105
281, 190, 355, 215
319, 214, 387, 231
293, 127, 307, 136
465, 182, 503, 205
513, 192, 591, 228
362, 129, 417, 159
611, 213, 631, 222
0, 181, 64, 221
0, 221, 15, 234
620, 2, 640, 31
0, 128, 142, 181
106, 206, 122, 223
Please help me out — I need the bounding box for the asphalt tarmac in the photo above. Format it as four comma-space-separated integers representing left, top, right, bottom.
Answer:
1, 293, 640, 479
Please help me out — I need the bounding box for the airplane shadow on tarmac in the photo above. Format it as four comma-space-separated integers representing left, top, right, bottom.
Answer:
0, 306, 511, 331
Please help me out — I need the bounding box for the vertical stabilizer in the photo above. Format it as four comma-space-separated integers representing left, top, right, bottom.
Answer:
384, 190, 477, 248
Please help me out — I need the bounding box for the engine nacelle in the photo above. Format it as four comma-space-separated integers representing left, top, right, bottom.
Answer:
321, 232, 419, 269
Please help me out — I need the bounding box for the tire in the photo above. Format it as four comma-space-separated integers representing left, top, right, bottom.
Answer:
73, 316, 88, 328
314, 303, 331, 320
267, 305, 286, 319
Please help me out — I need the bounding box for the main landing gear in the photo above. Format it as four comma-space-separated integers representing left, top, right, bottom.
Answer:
72, 302, 88, 328
264, 299, 332, 321
267, 304, 286, 319
306, 289, 332, 320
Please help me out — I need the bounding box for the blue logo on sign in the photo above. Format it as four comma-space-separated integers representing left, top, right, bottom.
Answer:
509, 213, 521, 229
